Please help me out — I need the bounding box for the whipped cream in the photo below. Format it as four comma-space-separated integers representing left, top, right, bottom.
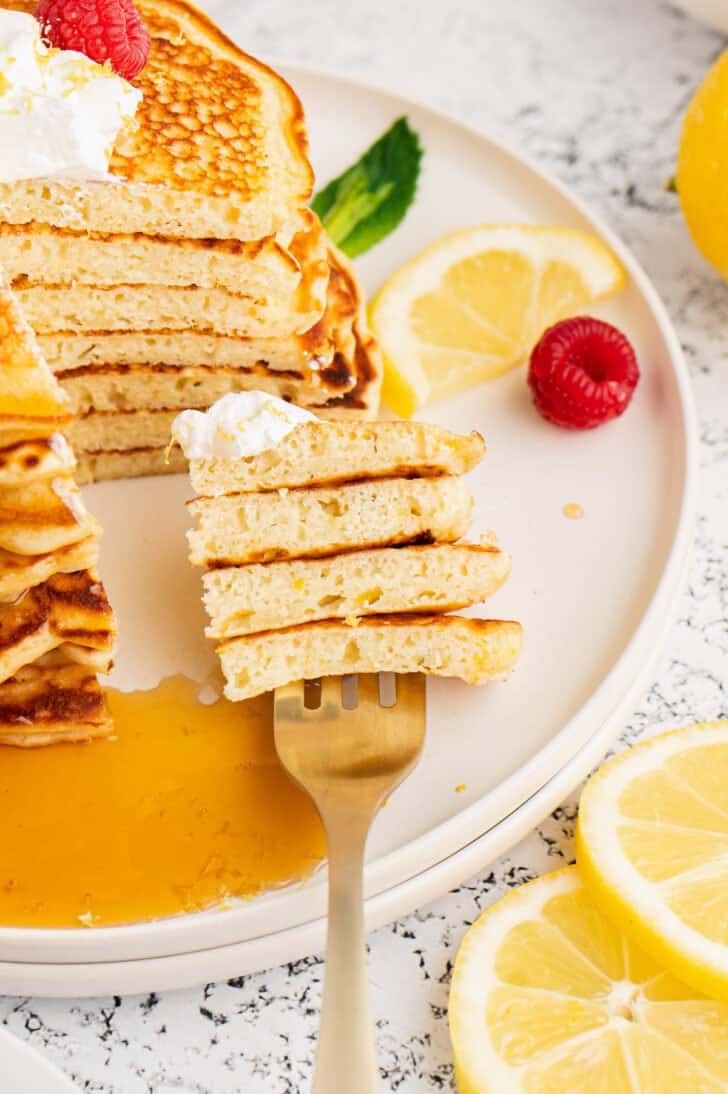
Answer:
0, 11, 141, 183
172, 392, 317, 461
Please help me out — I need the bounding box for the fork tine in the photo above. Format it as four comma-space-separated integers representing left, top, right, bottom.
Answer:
273, 678, 305, 722
319, 675, 343, 708
356, 673, 381, 709
392, 673, 426, 715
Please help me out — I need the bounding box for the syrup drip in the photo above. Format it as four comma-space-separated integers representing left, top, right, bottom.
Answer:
0, 675, 326, 927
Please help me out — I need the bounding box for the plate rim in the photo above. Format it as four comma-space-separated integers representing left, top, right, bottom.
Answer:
0, 61, 698, 975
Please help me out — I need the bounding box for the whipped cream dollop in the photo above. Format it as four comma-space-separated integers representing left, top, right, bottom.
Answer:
172, 392, 317, 461
0, 11, 141, 183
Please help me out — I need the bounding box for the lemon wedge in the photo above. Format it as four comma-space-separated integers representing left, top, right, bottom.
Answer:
369, 225, 627, 417
576, 721, 728, 1005
449, 865, 728, 1093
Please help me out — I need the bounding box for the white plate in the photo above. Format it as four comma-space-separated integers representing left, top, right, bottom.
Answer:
0, 64, 696, 992
0, 1028, 77, 1093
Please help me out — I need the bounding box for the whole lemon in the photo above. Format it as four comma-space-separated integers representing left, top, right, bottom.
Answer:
678, 49, 728, 278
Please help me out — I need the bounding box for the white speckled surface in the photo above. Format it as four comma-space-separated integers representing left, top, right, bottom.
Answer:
2, 1, 727, 1089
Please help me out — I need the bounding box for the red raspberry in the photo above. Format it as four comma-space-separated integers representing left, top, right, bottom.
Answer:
36, 0, 150, 81
528, 316, 640, 430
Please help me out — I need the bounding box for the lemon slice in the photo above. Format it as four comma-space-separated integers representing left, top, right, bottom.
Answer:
449, 865, 728, 1093
369, 225, 627, 417
576, 721, 728, 1005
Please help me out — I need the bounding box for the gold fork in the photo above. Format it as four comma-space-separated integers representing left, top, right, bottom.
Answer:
274, 673, 427, 1094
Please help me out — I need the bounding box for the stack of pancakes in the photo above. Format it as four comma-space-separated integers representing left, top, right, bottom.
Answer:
0, 274, 115, 746
184, 418, 522, 700
0, 0, 382, 483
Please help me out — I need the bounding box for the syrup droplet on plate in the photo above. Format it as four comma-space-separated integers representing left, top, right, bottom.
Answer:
562, 502, 584, 520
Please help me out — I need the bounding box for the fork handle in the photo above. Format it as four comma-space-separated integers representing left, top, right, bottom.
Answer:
313, 818, 380, 1094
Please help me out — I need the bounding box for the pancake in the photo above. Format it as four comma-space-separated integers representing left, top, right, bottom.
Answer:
59, 363, 353, 417
216, 615, 523, 701
187, 475, 473, 567
0, 0, 314, 240
71, 407, 223, 452
203, 544, 511, 639
0, 269, 71, 441
15, 271, 328, 339
0, 569, 115, 685
0, 661, 112, 746
59, 341, 380, 418
75, 446, 189, 484
186, 420, 485, 497
0, 213, 326, 295
0, 535, 100, 602
0, 475, 98, 556
0, 435, 75, 488
39, 326, 338, 374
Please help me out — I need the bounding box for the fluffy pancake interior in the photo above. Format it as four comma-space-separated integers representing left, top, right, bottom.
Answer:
0, 214, 323, 295
203, 544, 510, 638
188, 420, 485, 496
217, 615, 523, 701
187, 475, 473, 567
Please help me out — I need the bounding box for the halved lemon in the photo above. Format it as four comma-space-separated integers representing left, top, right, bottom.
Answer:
677, 50, 728, 279
576, 721, 728, 1005
449, 865, 728, 1092
369, 225, 627, 417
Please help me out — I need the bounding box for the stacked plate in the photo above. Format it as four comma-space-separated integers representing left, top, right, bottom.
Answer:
0, 65, 696, 996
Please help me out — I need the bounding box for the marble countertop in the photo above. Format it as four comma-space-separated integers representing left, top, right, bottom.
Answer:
2, 0, 727, 1089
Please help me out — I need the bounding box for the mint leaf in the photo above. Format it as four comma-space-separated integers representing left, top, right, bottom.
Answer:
312, 116, 423, 258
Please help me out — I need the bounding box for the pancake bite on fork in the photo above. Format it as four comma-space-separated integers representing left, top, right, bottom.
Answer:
175, 392, 522, 700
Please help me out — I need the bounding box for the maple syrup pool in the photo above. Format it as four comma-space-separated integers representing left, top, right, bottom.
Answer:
0, 676, 327, 927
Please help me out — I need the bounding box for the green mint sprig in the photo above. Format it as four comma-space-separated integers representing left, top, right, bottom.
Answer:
312, 116, 423, 258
